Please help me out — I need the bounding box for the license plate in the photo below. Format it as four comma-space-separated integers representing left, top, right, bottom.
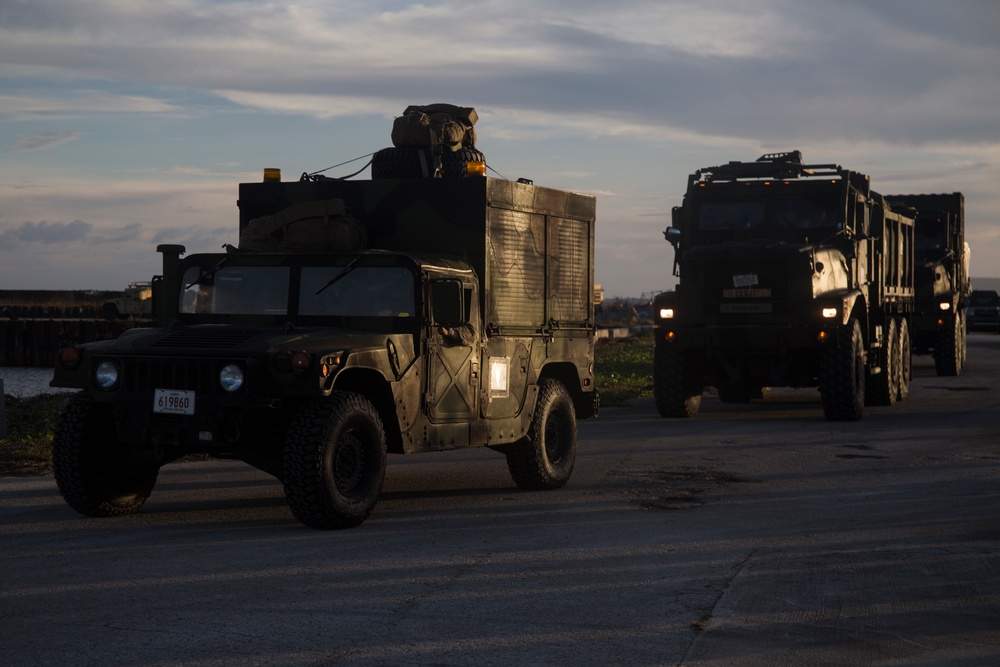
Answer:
153, 389, 195, 415
721, 303, 773, 314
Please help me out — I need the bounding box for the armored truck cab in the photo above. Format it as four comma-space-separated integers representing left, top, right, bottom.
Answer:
50, 175, 597, 529
653, 151, 914, 421
885, 193, 968, 375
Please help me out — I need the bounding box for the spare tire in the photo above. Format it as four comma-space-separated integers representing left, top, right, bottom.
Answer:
371, 146, 486, 179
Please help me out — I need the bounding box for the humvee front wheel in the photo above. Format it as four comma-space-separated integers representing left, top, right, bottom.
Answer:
52, 398, 159, 517
505, 379, 577, 490
283, 392, 387, 529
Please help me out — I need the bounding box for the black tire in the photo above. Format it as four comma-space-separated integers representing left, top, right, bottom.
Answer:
52, 398, 158, 517
934, 311, 964, 376
505, 379, 577, 490
897, 317, 911, 401
101, 302, 119, 321
820, 318, 865, 421
653, 343, 703, 418
371, 146, 486, 179
866, 318, 899, 406
283, 392, 387, 529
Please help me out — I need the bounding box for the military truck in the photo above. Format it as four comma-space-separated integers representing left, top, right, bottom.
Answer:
49, 170, 598, 529
885, 193, 969, 375
101, 281, 153, 320
653, 151, 914, 421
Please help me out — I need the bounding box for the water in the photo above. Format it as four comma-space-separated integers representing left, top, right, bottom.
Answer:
0, 367, 66, 398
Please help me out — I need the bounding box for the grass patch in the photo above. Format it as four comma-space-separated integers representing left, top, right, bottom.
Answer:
595, 330, 654, 406
1, 393, 71, 476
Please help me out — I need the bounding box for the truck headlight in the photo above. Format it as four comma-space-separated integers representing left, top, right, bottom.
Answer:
659, 308, 674, 319
219, 364, 244, 392
821, 307, 839, 319
938, 302, 951, 311
95, 360, 120, 390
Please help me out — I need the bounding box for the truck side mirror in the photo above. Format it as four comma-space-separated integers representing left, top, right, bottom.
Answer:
664, 227, 682, 249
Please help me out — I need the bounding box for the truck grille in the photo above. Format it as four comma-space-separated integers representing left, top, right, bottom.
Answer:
698, 260, 790, 319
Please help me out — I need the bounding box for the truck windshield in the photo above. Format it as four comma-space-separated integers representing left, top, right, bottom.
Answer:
697, 195, 841, 234
915, 222, 949, 260
179, 263, 415, 317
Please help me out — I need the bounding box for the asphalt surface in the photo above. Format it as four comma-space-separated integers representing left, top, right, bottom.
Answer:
2, 334, 999, 666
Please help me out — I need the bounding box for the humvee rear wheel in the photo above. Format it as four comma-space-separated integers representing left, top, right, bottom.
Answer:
866, 317, 899, 406
283, 392, 387, 529
653, 343, 703, 418
505, 379, 577, 490
52, 398, 159, 517
897, 317, 911, 401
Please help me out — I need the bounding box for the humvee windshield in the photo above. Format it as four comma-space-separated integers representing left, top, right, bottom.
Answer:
180, 263, 415, 318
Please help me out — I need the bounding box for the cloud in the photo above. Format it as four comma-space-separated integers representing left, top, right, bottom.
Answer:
10, 130, 82, 152
0, 219, 92, 245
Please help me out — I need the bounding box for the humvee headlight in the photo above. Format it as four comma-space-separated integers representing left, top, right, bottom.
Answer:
938, 302, 951, 311
821, 307, 839, 319
95, 360, 120, 390
219, 364, 244, 392
659, 308, 674, 319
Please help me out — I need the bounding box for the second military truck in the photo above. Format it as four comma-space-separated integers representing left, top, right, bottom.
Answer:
50, 169, 598, 529
885, 193, 969, 376
653, 151, 914, 421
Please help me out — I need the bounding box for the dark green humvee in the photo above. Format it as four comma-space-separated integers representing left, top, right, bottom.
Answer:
50, 174, 597, 528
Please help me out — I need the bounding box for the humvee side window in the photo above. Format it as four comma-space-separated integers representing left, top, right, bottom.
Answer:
431, 280, 463, 326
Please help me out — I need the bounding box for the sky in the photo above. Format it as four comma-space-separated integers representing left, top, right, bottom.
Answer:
1, 0, 999, 299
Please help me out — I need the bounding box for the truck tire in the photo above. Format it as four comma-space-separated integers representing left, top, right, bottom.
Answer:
505, 379, 577, 490
934, 312, 964, 376
820, 318, 865, 421
866, 318, 899, 406
52, 398, 158, 517
897, 317, 911, 401
283, 392, 387, 529
653, 343, 703, 418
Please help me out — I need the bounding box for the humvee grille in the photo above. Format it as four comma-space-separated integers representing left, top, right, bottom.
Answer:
122, 358, 217, 394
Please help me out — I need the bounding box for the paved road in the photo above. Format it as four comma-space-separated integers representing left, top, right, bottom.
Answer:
3, 334, 999, 666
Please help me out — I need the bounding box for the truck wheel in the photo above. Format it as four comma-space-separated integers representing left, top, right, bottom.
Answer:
101, 302, 120, 321
52, 398, 158, 517
897, 317, 911, 401
934, 312, 964, 376
820, 318, 865, 421
505, 379, 577, 490
653, 343, 703, 418
283, 392, 387, 529
866, 318, 899, 406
